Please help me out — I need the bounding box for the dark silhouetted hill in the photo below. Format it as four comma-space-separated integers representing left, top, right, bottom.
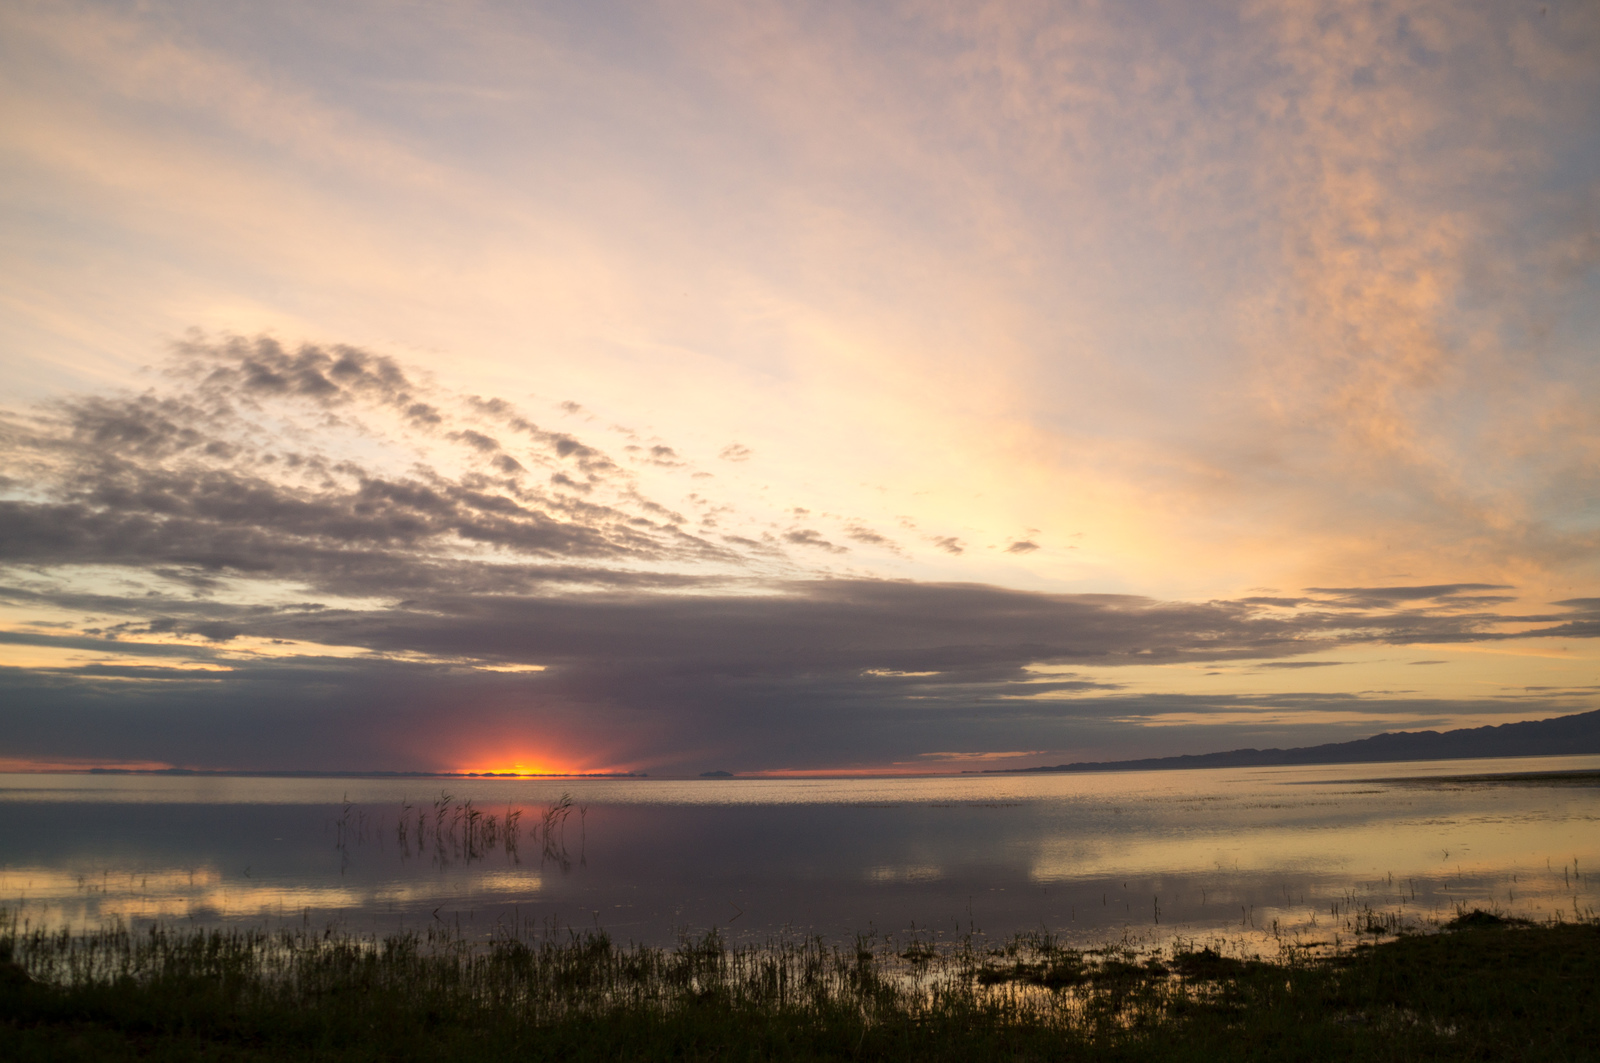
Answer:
989, 708, 1600, 774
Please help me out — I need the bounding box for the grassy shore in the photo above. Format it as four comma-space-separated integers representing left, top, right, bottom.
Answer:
2, 911, 1595, 1061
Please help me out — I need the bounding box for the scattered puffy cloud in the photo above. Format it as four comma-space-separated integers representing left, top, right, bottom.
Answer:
844, 524, 899, 552
781, 529, 846, 554
0, 336, 750, 599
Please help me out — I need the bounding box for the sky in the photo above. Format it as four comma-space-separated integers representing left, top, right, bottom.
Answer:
2, 0, 1598, 775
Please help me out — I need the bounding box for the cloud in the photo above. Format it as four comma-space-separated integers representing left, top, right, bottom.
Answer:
645, 444, 683, 467
0, 336, 753, 598
5, 337, 1600, 772
1, 641, 1591, 775
2, 563, 1594, 771
3, 0, 1594, 612
782, 529, 846, 554
1258, 661, 1346, 670
844, 524, 899, 552
1304, 584, 1517, 609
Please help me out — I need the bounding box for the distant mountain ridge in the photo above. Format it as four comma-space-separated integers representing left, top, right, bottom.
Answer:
986, 708, 1600, 775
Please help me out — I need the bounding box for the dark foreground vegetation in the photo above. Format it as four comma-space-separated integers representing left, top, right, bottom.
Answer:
2, 911, 1595, 1061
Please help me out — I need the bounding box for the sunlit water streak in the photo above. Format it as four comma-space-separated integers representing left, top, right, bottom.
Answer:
2, 756, 1597, 951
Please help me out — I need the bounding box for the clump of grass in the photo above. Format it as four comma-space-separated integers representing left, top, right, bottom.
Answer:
2, 908, 1596, 1061
1442, 908, 1529, 930
395, 794, 551, 866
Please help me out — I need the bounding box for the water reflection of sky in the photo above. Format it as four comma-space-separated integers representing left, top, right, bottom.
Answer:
3, 755, 1597, 949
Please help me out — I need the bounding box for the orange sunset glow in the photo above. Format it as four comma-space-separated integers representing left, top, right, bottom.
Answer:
456, 757, 584, 778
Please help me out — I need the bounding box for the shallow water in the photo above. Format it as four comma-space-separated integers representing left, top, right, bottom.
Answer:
3, 755, 1598, 949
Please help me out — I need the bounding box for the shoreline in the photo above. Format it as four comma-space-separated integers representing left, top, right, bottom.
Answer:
4, 908, 1595, 1060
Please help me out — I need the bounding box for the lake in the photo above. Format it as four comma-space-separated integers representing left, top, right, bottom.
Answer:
3, 755, 1598, 951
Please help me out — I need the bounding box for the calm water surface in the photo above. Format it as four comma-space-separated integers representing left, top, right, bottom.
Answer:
3, 756, 1598, 949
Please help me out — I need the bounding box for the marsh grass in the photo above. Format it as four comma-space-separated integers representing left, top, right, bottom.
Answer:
2, 905, 1597, 1061
393, 793, 582, 868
